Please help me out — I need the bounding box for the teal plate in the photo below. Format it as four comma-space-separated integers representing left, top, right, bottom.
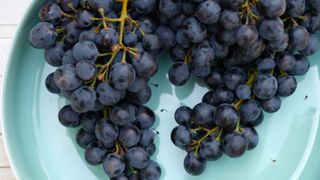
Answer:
2, 1, 320, 180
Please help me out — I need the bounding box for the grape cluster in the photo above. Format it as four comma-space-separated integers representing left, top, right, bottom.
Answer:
29, 0, 162, 179
167, 0, 320, 176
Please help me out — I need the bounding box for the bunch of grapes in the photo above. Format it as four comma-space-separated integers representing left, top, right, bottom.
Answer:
166, 0, 320, 176
29, 0, 162, 179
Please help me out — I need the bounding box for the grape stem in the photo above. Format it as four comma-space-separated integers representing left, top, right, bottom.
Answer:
183, 48, 192, 64
190, 127, 219, 157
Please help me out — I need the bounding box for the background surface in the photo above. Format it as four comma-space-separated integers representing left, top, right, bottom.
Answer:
0, 0, 31, 179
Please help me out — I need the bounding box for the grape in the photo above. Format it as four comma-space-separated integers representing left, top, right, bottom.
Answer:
220, 10, 240, 30
159, 0, 182, 18
182, 1, 196, 16
110, 103, 137, 126
222, 0, 244, 10
203, 88, 235, 106
59, 0, 79, 12
76, 60, 96, 80
76, 10, 94, 28
79, 29, 98, 43
242, 127, 259, 150
142, 34, 162, 51
277, 75, 297, 96
139, 129, 155, 147
175, 29, 190, 49
125, 84, 152, 104
199, 138, 222, 160
85, 142, 107, 165
276, 54, 296, 71
133, 0, 156, 14
81, 112, 101, 133
170, 45, 188, 62
98, 28, 119, 48
146, 143, 156, 156
214, 104, 239, 130
123, 32, 138, 46
96, 81, 125, 106
286, 0, 305, 17
174, 106, 192, 125
45, 73, 61, 94
39, 3, 61, 25
131, 51, 158, 78
236, 25, 259, 48
289, 26, 309, 51
171, 125, 192, 148
235, 84, 251, 100
95, 119, 119, 145
253, 74, 278, 100
218, 28, 237, 46
183, 17, 207, 43
260, 95, 281, 113
135, 105, 156, 129
259, 0, 286, 18
155, 25, 176, 49
239, 99, 262, 123
309, 0, 320, 13
192, 103, 216, 127
268, 33, 289, 52
103, 153, 126, 178
168, 62, 191, 86
127, 146, 150, 169
58, 105, 80, 127
169, 14, 187, 31
258, 18, 284, 41
119, 124, 141, 147
256, 56, 276, 73
140, 160, 162, 180
64, 21, 81, 46
184, 152, 206, 176
76, 128, 97, 148
70, 86, 96, 113
62, 50, 76, 65
29, 22, 57, 49
300, 34, 319, 56
110, 63, 136, 90
87, 0, 113, 12
72, 41, 98, 62
208, 36, 229, 59
54, 64, 82, 91
222, 132, 247, 158
223, 67, 246, 90
128, 77, 148, 93
196, 0, 221, 24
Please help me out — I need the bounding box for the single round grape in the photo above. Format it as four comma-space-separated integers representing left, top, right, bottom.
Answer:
81, 112, 101, 133
289, 26, 309, 51
184, 152, 206, 176
258, 18, 284, 41
241, 111, 264, 127
76, 128, 97, 148
98, 28, 119, 48
260, 95, 282, 113
110, 63, 136, 90
239, 99, 262, 123
183, 17, 207, 43
174, 106, 192, 125
223, 67, 246, 90
203, 68, 224, 89
146, 143, 156, 156
199, 138, 223, 160
135, 105, 156, 129
236, 84, 251, 100
168, 62, 191, 86
127, 146, 150, 169
128, 77, 148, 93
300, 34, 319, 56
268, 33, 289, 52
103, 153, 126, 178
277, 75, 297, 96
54, 64, 82, 91
70, 86, 96, 113
220, 10, 240, 30
171, 125, 192, 148
79, 29, 98, 43
196, 0, 221, 24
139, 129, 155, 147
96, 81, 126, 106
87, 0, 113, 12
29, 22, 57, 49
286, 0, 305, 17
76, 10, 94, 28
253, 74, 278, 100
95, 119, 119, 146
76, 60, 96, 81
39, 3, 61, 25
155, 25, 176, 49
158, 0, 181, 18
236, 25, 259, 48
64, 21, 81, 46
72, 41, 98, 62
45, 72, 61, 94
62, 50, 76, 65
259, 0, 286, 18
191, 103, 216, 127
44, 43, 65, 67
142, 34, 162, 51
256, 56, 276, 73
119, 124, 141, 147
222, 132, 248, 158
140, 160, 162, 180
85, 142, 107, 165
134, 0, 156, 14
214, 104, 239, 130
58, 105, 80, 127
110, 103, 137, 126
276, 54, 296, 71
170, 45, 188, 62
124, 31, 138, 46
132, 51, 158, 78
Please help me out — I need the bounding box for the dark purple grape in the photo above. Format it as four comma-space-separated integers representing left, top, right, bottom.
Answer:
196, 0, 221, 24
223, 67, 246, 90
203, 88, 235, 106
128, 77, 148, 93
289, 26, 309, 51
277, 75, 297, 96
259, 0, 286, 18
171, 125, 191, 148
58, 105, 80, 127
134, 0, 156, 14
98, 28, 119, 48
242, 127, 259, 150
288, 54, 310, 75
110, 63, 136, 90
158, 0, 181, 18
103, 153, 126, 178
239, 99, 261, 123
139, 129, 155, 147
183, 17, 207, 43
132, 51, 158, 78
44, 43, 65, 67
127, 146, 150, 169
236, 25, 259, 48
81, 112, 101, 133
125, 84, 152, 104
260, 95, 281, 113
29, 22, 57, 49
70, 86, 96, 113
142, 34, 162, 51
85, 142, 107, 165
95, 119, 119, 145
286, 0, 305, 17
76, 60, 96, 80
184, 152, 206, 176
87, 0, 113, 12
45, 72, 61, 94
199, 138, 222, 160
140, 160, 161, 180
214, 104, 239, 130
135, 105, 156, 129
155, 25, 176, 49
276, 54, 296, 71
220, 10, 240, 30
119, 124, 141, 147
76, 128, 97, 148
174, 106, 192, 125
300, 34, 319, 56
72, 41, 98, 62
235, 84, 251, 100
253, 74, 278, 100
76, 10, 94, 28
96, 81, 125, 106
39, 3, 61, 25
168, 62, 190, 86
222, 132, 247, 158
258, 18, 284, 41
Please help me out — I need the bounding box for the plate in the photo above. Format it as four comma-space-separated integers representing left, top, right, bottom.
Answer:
2, 1, 320, 180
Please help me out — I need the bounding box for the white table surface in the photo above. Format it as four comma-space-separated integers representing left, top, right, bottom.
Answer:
0, 0, 32, 179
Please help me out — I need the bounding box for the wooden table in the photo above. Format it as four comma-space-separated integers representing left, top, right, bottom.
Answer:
0, 0, 32, 179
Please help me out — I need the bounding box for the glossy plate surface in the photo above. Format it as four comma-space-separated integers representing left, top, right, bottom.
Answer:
2, 1, 320, 180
